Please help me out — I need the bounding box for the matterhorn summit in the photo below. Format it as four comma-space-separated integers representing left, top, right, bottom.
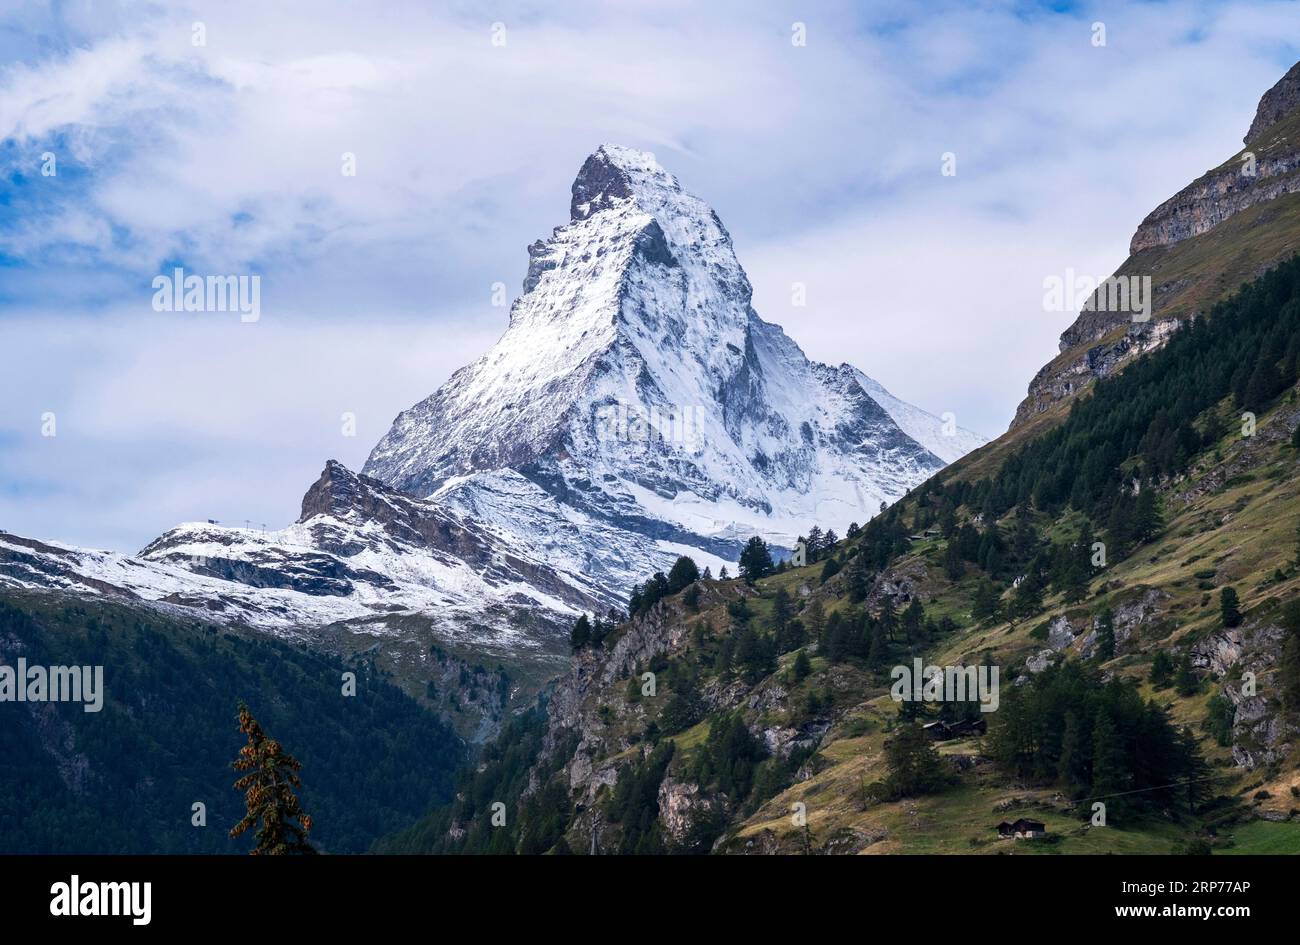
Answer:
364, 145, 983, 574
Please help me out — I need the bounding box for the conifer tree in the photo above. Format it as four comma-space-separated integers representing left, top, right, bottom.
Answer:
819, 555, 841, 584
902, 598, 925, 647
1150, 650, 1174, 687
230, 702, 317, 855
846, 555, 870, 603
866, 623, 889, 675
1057, 710, 1087, 798
878, 594, 898, 641
1011, 570, 1044, 619
770, 587, 793, 636
569, 614, 592, 650
1012, 506, 1038, 563
1281, 598, 1300, 712
1174, 654, 1199, 697
1133, 488, 1162, 544
1090, 708, 1127, 813
666, 555, 700, 593
791, 649, 812, 683
883, 722, 948, 798
1062, 528, 1093, 603
806, 525, 824, 562
943, 539, 964, 581
1094, 609, 1116, 662
738, 536, 774, 584
1244, 354, 1282, 409
971, 579, 1001, 623
1220, 587, 1242, 628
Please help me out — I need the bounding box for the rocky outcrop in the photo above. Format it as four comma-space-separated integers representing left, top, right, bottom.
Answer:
1010, 60, 1300, 432
720, 822, 888, 855
1192, 618, 1294, 769
527, 576, 844, 851
1113, 588, 1168, 646
1013, 319, 1181, 429
1246, 61, 1300, 143
1129, 149, 1300, 255
1132, 60, 1300, 256
1046, 614, 1081, 652
657, 775, 716, 844
1025, 649, 1055, 675
1228, 692, 1291, 769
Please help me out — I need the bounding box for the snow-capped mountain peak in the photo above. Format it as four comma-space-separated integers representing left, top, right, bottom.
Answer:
365, 146, 984, 566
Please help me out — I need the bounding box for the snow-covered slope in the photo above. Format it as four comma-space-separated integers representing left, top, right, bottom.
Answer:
366, 145, 982, 563
848, 369, 985, 465
0, 462, 601, 655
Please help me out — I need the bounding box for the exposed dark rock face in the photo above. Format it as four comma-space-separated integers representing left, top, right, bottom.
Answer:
1246, 60, 1300, 144
570, 147, 637, 221
1013, 318, 1181, 428
296, 460, 491, 568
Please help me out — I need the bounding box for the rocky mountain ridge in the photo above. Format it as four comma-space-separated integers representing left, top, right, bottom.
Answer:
2, 460, 600, 643
1011, 60, 1300, 432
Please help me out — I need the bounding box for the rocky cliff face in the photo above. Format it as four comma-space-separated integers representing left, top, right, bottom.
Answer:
1011, 60, 1300, 431
1129, 115, 1300, 255
514, 577, 825, 854
1246, 61, 1300, 144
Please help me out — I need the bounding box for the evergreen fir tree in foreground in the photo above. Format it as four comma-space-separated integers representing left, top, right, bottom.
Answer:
230, 702, 317, 855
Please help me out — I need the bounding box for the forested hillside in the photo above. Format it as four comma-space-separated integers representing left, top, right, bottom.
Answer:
0, 591, 464, 853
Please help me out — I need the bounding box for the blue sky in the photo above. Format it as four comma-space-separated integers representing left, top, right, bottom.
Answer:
1, 0, 1298, 552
